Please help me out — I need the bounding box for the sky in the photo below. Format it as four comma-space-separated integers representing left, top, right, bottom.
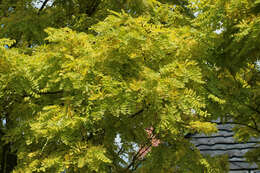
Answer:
32, 0, 53, 9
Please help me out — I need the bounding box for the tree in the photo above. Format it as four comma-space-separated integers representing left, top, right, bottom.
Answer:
191, 0, 260, 166
0, 0, 259, 172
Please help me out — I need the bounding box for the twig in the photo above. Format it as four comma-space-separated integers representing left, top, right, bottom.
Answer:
129, 109, 144, 118
38, 0, 49, 15
85, 0, 101, 16
126, 143, 153, 171
41, 138, 49, 152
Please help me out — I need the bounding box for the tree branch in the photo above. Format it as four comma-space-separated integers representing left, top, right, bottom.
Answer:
244, 103, 260, 115
125, 129, 158, 171
203, 83, 260, 134
117, 145, 124, 156
126, 142, 153, 171
204, 82, 260, 117
39, 90, 63, 95
85, 0, 101, 16
129, 108, 144, 118
38, 0, 49, 15
232, 122, 260, 134
21, 90, 64, 101
251, 117, 259, 132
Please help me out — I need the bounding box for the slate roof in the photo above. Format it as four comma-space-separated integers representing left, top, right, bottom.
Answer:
190, 120, 260, 173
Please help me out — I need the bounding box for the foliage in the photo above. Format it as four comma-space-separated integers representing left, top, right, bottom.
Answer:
0, 0, 260, 172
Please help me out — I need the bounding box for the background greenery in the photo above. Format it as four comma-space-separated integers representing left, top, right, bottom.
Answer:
0, 0, 259, 172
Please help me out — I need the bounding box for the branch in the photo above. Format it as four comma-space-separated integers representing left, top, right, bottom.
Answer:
39, 90, 63, 95
126, 143, 153, 171
129, 109, 144, 118
244, 103, 260, 115
0, 128, 4, 136
231, 106, 260, 134
256, 103, 260, 111
204, 82, 260, 117
126, 144, 146, 171
251, 117, 259, 132
221, 73, 260, 116
117, 145, 124, 156
85, 0, 101, 16
38, 0, 49, 15
232, 121, 260, 134
126, 130, 158, 171
22, 90, 64, 99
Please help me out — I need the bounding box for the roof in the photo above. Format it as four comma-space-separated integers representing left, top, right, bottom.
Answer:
190, 120, 260, 172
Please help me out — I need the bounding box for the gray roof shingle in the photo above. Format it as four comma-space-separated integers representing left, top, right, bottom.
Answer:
191, 120, 260, 172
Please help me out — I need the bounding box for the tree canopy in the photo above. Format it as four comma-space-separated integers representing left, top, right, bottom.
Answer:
0, 0, 259, 172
